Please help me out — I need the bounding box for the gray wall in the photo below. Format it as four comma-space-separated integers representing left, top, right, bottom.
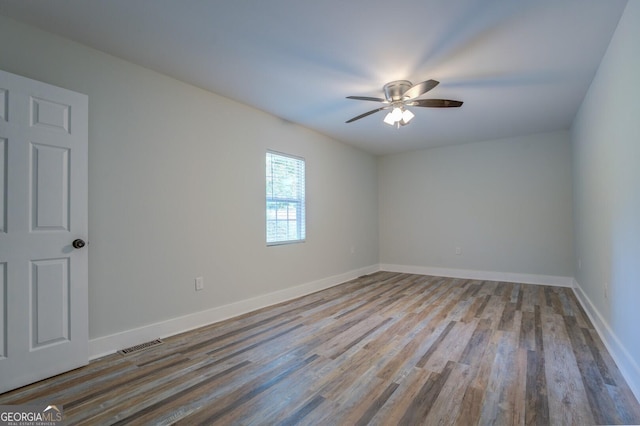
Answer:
571, 0, 640, 391
0, 16, 379, 339
378, 131, 574, 277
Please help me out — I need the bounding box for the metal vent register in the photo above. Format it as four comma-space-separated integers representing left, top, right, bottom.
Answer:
118, 339, 164, 355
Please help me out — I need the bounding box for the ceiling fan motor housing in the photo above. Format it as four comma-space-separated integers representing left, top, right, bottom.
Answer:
383, 80, 413, 102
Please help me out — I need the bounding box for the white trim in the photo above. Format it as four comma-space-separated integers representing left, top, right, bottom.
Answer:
89, 264, 378, 359
572, 279, 640, 402
378, 264, 573, 287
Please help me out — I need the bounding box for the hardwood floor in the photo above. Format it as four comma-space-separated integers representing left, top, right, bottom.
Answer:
1, 272, 639, 425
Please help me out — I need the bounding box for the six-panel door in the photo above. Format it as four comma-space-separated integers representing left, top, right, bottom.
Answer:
0, 69, 88, 393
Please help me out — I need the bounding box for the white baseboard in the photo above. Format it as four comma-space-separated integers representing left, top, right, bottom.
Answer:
89, 264, 379, 359
572, 279, 640, 402
378, 264, 573, 287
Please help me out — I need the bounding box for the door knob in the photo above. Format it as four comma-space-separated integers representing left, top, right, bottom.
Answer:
72, 239, 86, 249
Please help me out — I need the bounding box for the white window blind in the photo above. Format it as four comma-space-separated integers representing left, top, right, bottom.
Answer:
266, 151, 306, 245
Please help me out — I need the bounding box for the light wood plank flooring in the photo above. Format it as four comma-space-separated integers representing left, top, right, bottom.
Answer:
1, 272, 639, 425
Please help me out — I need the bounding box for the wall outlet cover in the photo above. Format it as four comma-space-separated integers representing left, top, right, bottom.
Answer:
195, 277, 204, 291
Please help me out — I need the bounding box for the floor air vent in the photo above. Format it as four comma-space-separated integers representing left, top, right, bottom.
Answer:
118, 339, 164, 355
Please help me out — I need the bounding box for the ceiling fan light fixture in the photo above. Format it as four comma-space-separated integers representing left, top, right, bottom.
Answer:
402, 108, 415, 123
384, 106, 414, 127
383, 111, 396, 126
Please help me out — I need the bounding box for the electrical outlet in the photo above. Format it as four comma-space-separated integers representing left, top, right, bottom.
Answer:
195, 277, 204, 291
350, 246, 355, 254
455, 247, 462, 255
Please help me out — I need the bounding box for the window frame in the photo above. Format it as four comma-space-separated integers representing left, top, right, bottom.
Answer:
265, 150, 306, 246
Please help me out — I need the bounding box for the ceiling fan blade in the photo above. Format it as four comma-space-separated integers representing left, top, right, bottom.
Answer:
409, 99, 463, 108
346, 96, 386, 102
345, 106, 389, 123
402, 79, 439, 100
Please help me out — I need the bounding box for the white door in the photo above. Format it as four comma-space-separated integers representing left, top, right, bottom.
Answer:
0, 69, 88, 393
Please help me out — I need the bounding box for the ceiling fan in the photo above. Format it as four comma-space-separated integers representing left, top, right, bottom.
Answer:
345, 79, 463, 127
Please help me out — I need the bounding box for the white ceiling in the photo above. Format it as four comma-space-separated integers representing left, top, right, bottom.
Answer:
0, 0, 628, 155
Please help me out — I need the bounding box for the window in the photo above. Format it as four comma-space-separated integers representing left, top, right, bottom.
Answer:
266, 151, 306, 245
